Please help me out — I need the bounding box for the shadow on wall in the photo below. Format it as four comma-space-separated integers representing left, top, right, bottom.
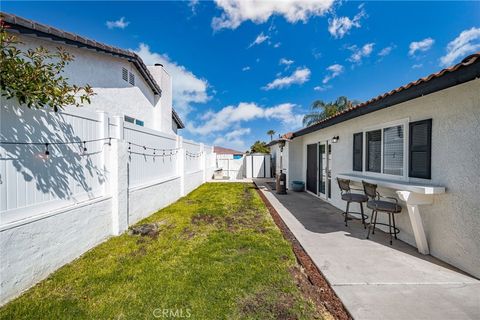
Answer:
0, 101, 106, 204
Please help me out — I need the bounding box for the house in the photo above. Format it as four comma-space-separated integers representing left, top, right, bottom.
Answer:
276, 52, 480, 278
1, 12, 185, 134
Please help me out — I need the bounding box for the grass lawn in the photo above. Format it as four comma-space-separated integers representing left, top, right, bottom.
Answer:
0, 183, 330, 319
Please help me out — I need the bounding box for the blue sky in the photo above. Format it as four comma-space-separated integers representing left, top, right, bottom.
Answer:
3, 1, 480, 151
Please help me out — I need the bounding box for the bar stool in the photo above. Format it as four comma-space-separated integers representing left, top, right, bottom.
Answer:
337, 178, 368, 228
362, 181, 402, 245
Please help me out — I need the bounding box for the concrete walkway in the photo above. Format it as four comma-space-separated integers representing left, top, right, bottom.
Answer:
254, 179, 480, 320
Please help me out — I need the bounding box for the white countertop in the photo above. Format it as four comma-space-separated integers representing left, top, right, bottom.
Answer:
337, 173, 445, 195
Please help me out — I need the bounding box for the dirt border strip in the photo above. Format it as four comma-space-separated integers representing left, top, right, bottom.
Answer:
255, 186, 352, 320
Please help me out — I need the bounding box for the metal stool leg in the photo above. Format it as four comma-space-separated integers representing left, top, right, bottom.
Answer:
360, 202, 366, 229
344, 201, 350, 226
372, 210, 378, 234
366, 210, 375, 239
392, 213, 398, 239
388, 213, 393, 245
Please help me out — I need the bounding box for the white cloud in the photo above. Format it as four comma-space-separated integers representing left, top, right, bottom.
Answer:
412, 63, 423, 69
248, 32, 269, 48
378, 46, 393, 57
214, 128, 251, 150
106, 17, 130, 29
188, 102, 302, 135
322, 64, 344, 84
263, 67, 311, 90
440, 27, 480, 66
279, 58, 294, 66
212, 0, 335, 30
314, 85, 332, 91
348, 43, 374, 63
133, 43, 209, 117
408, 37, 435, 56
274, 42, 282, 48
328, 6, 366, 39
242, 66, 251, 71
189, 0, 200, 14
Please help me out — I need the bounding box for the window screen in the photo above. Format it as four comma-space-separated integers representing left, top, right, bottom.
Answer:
122, 68, 128, 82
366, 130, 381, 173
353, 133, 363, 171
409, 119, 432, 179
383, 125, 404, 176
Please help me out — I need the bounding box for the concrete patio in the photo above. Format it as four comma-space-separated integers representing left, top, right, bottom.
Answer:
254, 179, 480, 320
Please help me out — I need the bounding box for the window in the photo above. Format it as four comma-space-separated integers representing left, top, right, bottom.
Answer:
124, 115, 144, 127
362, 121, 407, 177
383, 125, 404, 175
124, 115, 135, 124
354, 118, 432, 180
409, 119, 432, 179
366, 130, 382, 173
129, 72, 135, 85
353, 132, 363, 171
122, 67, 128, 82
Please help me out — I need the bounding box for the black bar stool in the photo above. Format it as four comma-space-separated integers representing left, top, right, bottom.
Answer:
362, 181, 402, 245
337, 178, 368, 228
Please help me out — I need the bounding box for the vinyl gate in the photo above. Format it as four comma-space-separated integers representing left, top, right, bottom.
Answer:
245, 154, 271, 178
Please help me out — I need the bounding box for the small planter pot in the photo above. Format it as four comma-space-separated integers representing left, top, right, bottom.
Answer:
291, 181, 305, 192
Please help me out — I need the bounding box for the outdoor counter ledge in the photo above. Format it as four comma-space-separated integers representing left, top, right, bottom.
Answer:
337, 173, 446, 255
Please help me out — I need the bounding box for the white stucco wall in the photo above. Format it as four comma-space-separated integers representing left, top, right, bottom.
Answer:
128, 177, 182, 225
288, 79, 480, 278
12, 33, 174, 133
0, 197, 113, 305
184, 171, 204, 195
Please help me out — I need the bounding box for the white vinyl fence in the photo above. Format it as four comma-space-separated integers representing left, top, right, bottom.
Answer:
0, 103, 214, 305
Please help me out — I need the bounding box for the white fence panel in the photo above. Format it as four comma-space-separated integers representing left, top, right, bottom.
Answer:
124, 123, 178, 189
183, 139, 201, 174
0, 104, 107, 224
216, 158, 245, 179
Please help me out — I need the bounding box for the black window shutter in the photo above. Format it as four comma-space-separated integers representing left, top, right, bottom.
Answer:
353, 132, 363, 171
409, 119, 432, 179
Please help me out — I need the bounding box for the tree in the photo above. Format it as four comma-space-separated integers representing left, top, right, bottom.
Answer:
267, 129, 276, 141
302, 96, 359, 127
0, 20, 94, 112
250, 141, 270, 154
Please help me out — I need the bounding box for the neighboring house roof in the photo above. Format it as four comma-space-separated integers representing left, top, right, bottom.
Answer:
267, 133, 293, 147
293, 52, 480, 138
172, 108, 185, 129
1, 12, 162, 96
214, 146, 244, 155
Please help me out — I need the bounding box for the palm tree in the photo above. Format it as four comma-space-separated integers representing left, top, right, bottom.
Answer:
302, 96, 359, 127
267, 129, 276, 141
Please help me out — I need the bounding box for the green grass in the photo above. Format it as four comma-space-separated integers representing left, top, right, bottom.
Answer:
1, 183, 324, 319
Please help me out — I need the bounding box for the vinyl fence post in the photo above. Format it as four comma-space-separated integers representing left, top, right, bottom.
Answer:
200, 143, 206, 183
177, 136, 185, 197
110, 116, 128, 235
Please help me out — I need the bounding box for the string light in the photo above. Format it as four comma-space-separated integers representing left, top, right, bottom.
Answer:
44, 143, 50, 156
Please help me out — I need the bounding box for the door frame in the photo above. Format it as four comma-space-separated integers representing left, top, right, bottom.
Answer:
304, 140, 332, 201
